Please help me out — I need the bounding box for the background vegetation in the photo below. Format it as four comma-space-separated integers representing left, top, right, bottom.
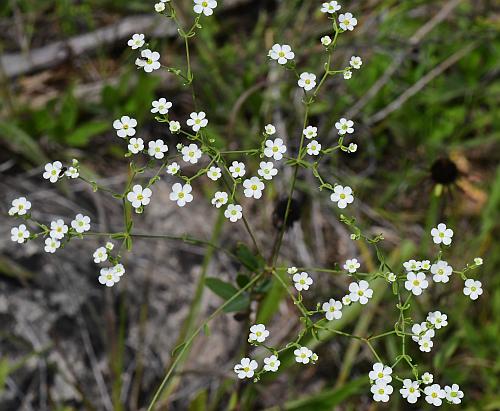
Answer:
0, 0, 499, 410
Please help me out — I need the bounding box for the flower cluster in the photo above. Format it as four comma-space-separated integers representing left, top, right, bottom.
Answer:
5, 2, 485, 408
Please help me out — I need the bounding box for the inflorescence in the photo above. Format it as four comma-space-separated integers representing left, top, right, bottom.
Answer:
7, 1, 483, 407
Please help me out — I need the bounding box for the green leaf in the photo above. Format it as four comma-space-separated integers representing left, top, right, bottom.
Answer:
223, 294, 250, 313
172, 342, 186, 357
205, 277, 239, 300
236, 273, 250, 288
205, 277, 250, 313
236, 243, 264, 272
64, 120, 109, 147
0, 121, 48, 165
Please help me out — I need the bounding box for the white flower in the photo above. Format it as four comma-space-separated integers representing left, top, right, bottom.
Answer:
431, 260, 452, 283
127, 185, 152, 209
369, 363, 393, 384
343, 70, 352, 80
207, 166, 222, 181
350, 56, 362, 69
343, 258, 360, 273
105, 242, 114, 251
248, 324, 269, 343
264, 138, 287, 160
135, 49, 161, 72
225, 204, 243, 222
427, 311, 448, 329
463, 279, 483, 300
211, 191, 228, 208
422, 372, 434, 385
243, 177, 265, 199
167, 162, 180, 175
405, 272, 428, 296
11, 224, 30, 243
411, 322, 434, 343
43, 161, 63, 183
98, 267, 120, 287
293, 272, 313, 291
148, 139, 168, 159
420, 260, 431, 270
387, 272, 397, 282
321, 35, 332, 46
9, 197, 31, 216
194, 0, 217, 16
444, 384, 464, 404
400, 379, 421, 404
154, 2, 165, 12
127, 33, 145, 49
113, 263, 125, 277
186, 111, 208, 132
265, 124, 276, 135
419, 338, 433, 352
93, 247, 108, 263
339, 12, 358, 31
181, 143, 202, 164
298, 72, 317, 91
321, 1, 341, 14
474, 257, 483, 265
128, 137, 144, 154
169, 183, 193, 207
303, 126, 318, 139
151, 98, 172, 114
44, 237, 60, 253
287, 267, 298, 275
348, 280, 373, 304
294, 346, 313, 364
229, 161, 246, 178
322, 298, 342, 321
347, 142, 357, 152
335, 118, 354, 135
306, 140, 321, 155
234, 357, 258, 379
431, 223, 454, 245
404, 259, 422, 272
258, 162, 278, 180
113, 116, 137, 138
342, 295, 352, 305
169, 121, 181, 133
71, 214, 91, 233
424, 384, 446, 406
330, 185, 354, 209
49, 219, 68, 239
371, 382, 393, 402
65, 167, 79, 178
263, 355, 280, 372
268, 44, 294, 65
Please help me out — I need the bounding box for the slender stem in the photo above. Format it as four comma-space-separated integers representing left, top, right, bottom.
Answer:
147, 272, 264, 411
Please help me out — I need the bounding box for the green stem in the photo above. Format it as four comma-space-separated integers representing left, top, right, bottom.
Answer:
147, 272, 264, 411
